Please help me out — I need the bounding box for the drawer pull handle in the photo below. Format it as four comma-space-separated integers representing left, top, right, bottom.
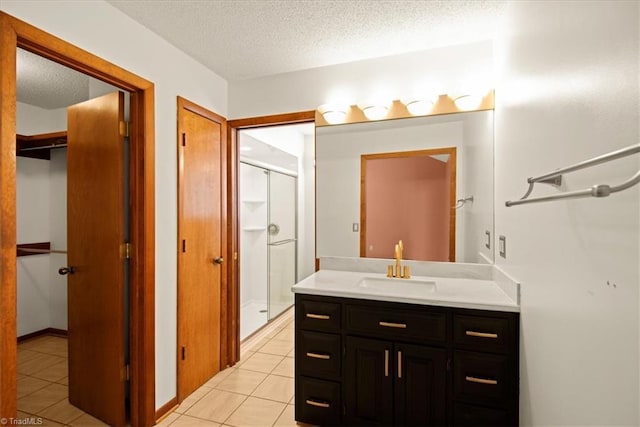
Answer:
384, 349, 389, 377
379, 321, 407, 329
465, 375, 498, 385
306, 313, 330, 320
466, 330, 498, 339
306, 399, 330, 408
306, 352, 330, 360
397, 350, 402, 379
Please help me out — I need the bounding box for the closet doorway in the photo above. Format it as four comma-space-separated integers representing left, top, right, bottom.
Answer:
237, 123, 314, 340
15, 48, 130, 426
0, 12, 155, 426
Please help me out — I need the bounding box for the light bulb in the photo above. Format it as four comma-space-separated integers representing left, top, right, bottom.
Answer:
318, 104, 348, 124
361, 105, 389, 120
454, 94, 483, 110
404, 99, 435, 115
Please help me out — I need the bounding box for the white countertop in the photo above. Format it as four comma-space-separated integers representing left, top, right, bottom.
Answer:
292, 269, 520, 312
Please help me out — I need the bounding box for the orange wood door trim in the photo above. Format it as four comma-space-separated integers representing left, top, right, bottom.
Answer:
227, 111, 315, 365
0, 12, 155, 426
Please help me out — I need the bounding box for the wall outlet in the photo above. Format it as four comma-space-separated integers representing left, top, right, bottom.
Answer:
499, 235, 506, 258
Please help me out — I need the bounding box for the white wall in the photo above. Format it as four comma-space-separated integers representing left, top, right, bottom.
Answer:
16, 101, 65, 337
461, 111, 494, 263
16, 102, 66, 134
300, 134, 316, 280
495, 1, 639, 425
16, 156, 51, 336
229, 41, 494, 118
49, 149, 67, 330
2, 0, 228, 409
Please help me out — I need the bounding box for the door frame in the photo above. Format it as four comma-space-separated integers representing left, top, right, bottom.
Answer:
227, 111, 315, 363
360, 147, 457, 262
0, 12, 156, 425
176, 97, 228, 400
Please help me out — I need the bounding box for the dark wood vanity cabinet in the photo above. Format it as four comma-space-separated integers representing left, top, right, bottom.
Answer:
295, 294, 520, 426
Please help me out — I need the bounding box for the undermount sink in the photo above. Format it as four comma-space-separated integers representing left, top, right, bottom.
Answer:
357, 276, 436, 295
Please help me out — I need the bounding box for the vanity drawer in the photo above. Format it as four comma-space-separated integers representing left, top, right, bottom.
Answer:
453, 350, 512, 407
297, 298, 341, 332
296, 377, 341, 425
453, 313, 515, 354
346, 304, 446, 343
298, 331, 341, 378
453, 402, 510, 426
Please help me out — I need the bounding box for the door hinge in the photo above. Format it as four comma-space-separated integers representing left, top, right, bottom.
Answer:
125, 364, 130, 381
182, 133, 186, 147
182, 240, 186, 253
119, 121, 130, 138
181, 346, 186, 360
447, 357, 451, 371
234, 251, 238, 261
121, 242, 132, 259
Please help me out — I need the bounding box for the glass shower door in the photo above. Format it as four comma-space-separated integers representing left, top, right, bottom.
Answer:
268, 171, 297, 320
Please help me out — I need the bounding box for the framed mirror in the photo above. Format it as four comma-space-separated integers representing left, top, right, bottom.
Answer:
316, 110, 494, 264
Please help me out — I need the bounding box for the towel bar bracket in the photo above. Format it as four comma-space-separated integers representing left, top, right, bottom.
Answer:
536, 176, 563, 187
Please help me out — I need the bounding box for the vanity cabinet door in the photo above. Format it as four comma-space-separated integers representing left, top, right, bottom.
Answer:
394, 343, 447, 426
345, 336, 394, 425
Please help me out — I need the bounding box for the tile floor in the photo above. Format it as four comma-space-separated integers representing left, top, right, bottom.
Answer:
157, 307, 304, 427
15, 307, 298, 427
16, 334, 108, 426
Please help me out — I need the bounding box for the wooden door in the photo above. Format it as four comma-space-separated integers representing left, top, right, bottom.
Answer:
345, 336, 393, 425
66, 91, 126, 427
177, 99, 225, 400
394, 343, 447, 425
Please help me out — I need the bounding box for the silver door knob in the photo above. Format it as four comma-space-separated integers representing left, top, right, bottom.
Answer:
58, 266, 75, 275
213, 257, 224, 265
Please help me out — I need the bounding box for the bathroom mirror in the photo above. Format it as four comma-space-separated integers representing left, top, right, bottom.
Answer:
316, 110, 494, 264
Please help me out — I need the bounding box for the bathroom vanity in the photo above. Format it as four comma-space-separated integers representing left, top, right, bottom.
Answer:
292, 265, 520, 426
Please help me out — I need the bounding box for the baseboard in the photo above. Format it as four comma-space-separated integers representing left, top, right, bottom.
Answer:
18, 327, 68, 342
155, 397, 178, 423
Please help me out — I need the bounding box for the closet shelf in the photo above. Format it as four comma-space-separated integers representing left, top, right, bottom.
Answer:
243, 227, 267, 231
17, 131, 68, 160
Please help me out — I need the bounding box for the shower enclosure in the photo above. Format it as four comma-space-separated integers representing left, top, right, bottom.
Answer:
240, 162, 297, 340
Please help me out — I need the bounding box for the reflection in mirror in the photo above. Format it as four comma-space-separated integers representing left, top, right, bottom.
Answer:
316, 110, 494, 264
361, 147, 457, 262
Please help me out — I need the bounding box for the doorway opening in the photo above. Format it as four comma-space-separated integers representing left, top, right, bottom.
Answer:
0, 12, 155, 426
228, 113, 315, 345
15, 48, 132, 426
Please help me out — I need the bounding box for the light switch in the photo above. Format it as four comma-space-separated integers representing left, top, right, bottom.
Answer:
352, 223, 359, 232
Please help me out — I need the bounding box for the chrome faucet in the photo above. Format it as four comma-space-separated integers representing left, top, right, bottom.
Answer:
387, 240, 410, 279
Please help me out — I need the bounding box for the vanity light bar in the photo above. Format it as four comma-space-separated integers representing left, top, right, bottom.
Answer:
316, 90, 494, 127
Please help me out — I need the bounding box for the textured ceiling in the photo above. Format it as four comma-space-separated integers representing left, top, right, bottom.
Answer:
107, 0, 505, 81
17, 48, 90, 109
